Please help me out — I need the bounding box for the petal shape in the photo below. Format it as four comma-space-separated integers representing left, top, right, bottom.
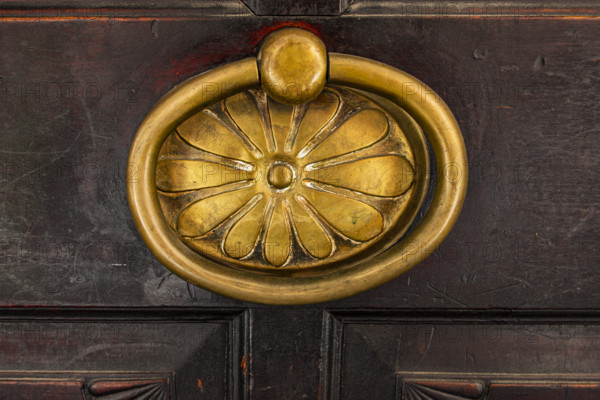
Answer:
225, 92, 269, 155
302, 189, 383, 242
307, 155, 414, 197
305, 109, 388, 161
224, 197, 267, 259
268, 98, 294, 151
177, 110, 254, 162
264, 201, 291, 266
157, 181, 254, 231
291, 199, 332, 259
156, 159, 253, 192
159, 131, 204, 160
294, 90, 339, 155
177, 186, 255, 237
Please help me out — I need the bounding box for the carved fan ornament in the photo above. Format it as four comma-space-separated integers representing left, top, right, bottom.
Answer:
127, 27, 467, 304
402, 381, 485, 400
89, 379, 169, 400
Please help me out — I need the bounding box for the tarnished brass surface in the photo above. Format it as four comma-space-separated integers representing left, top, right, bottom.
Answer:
156, 86, 427, 270
127, 28, 467, 304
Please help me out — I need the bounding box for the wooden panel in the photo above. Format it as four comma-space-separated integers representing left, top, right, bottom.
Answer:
0, 380, 85, 400
241, 0, 351, 16
0, 308, 248, 399
395, 379, 600, 400
488, 383, 600, 400
321, 310, 600, 399
0, 376, 171, 400
0, 15, 598, 309
0, 1, 253, 18
346, 0, 600, 18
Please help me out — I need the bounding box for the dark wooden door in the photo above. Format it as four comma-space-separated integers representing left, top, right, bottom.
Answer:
1, 1, 599, 399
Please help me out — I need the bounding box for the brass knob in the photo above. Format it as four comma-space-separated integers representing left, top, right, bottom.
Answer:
127, 28, 467, 304
258, 28, 327, 104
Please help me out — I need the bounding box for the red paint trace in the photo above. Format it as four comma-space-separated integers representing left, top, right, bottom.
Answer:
249, 21, 321, 45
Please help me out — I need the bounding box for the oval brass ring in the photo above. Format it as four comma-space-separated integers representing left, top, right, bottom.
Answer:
127, 54, 467, 305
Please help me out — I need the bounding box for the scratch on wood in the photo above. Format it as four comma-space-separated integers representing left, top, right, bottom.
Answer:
157, 272, 172, 290
414, 326, 435, 368
241, 355, 247, 375
426, 282, 466, 307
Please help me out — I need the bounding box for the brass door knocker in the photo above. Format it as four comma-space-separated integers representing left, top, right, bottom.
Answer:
127, 28, 467, 304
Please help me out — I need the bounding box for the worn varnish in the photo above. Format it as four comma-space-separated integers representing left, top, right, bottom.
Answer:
0, 1, 599, 399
